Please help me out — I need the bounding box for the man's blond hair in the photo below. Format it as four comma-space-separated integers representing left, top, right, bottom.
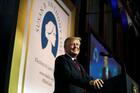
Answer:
64, 37, 81, 49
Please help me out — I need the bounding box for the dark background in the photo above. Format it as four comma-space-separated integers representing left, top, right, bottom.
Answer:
0, 0, 140, 92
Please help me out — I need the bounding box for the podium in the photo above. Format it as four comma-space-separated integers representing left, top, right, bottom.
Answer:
93, 73, 139, 93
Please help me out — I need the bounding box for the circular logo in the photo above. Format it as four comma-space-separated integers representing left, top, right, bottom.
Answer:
41, 11, 58, 57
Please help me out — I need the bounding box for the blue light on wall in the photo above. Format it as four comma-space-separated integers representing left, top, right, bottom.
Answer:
110, 0, 119, 18
120, 9, 128, 32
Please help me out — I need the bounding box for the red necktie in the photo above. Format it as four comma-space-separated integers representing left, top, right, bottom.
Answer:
73, 59, 87, 93
73, 59, 81, 72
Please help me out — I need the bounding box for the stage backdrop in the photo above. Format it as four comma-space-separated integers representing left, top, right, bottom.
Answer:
8, 0, 75, 93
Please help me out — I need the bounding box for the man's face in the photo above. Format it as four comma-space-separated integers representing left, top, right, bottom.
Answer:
65, 39, 80, 57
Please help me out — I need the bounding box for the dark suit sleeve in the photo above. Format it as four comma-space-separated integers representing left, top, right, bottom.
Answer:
54, 56, 94, 90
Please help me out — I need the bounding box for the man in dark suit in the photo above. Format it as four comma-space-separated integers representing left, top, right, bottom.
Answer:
54, 37, 104, 93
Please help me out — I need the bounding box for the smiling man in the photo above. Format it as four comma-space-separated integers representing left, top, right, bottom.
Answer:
53, 37, 104, 93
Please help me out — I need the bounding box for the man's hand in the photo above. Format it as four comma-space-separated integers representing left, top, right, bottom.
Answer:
89, 79, 104, 89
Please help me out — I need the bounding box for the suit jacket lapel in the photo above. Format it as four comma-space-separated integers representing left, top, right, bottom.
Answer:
64, 54, 82, 74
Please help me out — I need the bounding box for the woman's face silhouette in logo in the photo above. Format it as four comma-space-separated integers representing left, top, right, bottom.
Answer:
45, 21, 56, 47
41, 11, 58, 57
